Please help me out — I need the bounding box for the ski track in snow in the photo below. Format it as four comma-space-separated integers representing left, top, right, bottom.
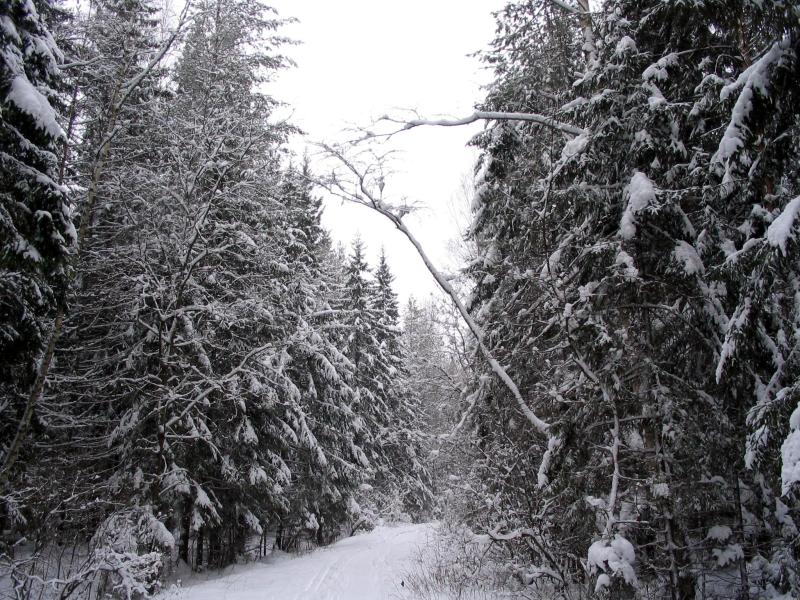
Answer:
161, 523, 432, 600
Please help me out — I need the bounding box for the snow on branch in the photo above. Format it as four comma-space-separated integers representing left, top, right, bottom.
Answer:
7, 75, 64, 139
547, 0, 585, 14
391, 110, 587, 137
712, 36, 793, 185
766, 195, 800, 256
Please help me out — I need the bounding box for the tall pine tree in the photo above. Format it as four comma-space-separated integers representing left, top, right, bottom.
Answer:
0, 0, 73, 480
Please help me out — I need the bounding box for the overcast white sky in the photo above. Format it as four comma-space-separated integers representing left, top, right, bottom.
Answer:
267, 0, 505, 305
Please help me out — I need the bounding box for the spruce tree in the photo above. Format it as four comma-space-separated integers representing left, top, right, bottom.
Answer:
46, 0, 275, 567
40, 0, 373, 570
371, 251, 433, 519
342, 238, 383, 469
0, 0, 73, 470
466, 0, 800, 596
275, 168, 367, 547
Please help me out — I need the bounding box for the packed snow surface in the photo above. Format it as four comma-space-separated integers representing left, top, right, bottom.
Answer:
160, 523, 432, 600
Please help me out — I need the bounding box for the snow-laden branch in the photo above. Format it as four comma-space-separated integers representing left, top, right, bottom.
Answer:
163, 342, 275, 430
488, 523, 537, 541
488, 521, 568, 584
388, 111, 587, 137
547, 0, 584, 15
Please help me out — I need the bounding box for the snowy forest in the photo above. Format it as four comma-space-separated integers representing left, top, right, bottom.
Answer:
1, 0, 800, 599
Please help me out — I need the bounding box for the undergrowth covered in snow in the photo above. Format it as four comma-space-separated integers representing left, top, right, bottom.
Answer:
397, 523, 538, 600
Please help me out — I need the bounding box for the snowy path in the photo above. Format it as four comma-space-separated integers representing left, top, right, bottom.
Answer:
162, 523, 432, 600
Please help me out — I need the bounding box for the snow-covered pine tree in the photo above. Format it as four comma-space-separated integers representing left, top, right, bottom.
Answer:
700, 2, 800, 595
340, 238, 384, 501
33, 0, 176, 547
342, 242, 379, 396
44, 0, 271, 567
464, 0, 600, 591
466, 0, 800, 597
338, 240, 431, 522
272, 167, 367, 548
0, 0, 73, 483
43, 0, 373, 571
373, 249, 401, 357
93, 0, 305, 568
371, 251, 433, 519
553, 1, 800, 596
0, 1, 182, 591
0, 0, 193, 517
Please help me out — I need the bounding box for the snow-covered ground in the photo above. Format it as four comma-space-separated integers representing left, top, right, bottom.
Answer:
160, 523, 432, 600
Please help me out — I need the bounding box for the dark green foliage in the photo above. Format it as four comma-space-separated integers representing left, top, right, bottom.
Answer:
464, 0, 800, 597
0, 0, 73, 429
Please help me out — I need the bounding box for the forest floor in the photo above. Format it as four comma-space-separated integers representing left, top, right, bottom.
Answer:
159, 523, 432, 600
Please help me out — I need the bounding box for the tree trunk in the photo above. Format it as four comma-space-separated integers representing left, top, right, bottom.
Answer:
734, 474, 751, 600
194, 527, 204, 571
208, 529, 221, 568
179, 497, 191, 564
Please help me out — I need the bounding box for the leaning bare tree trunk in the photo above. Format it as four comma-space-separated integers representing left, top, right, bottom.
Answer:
320, 146, 551, 437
